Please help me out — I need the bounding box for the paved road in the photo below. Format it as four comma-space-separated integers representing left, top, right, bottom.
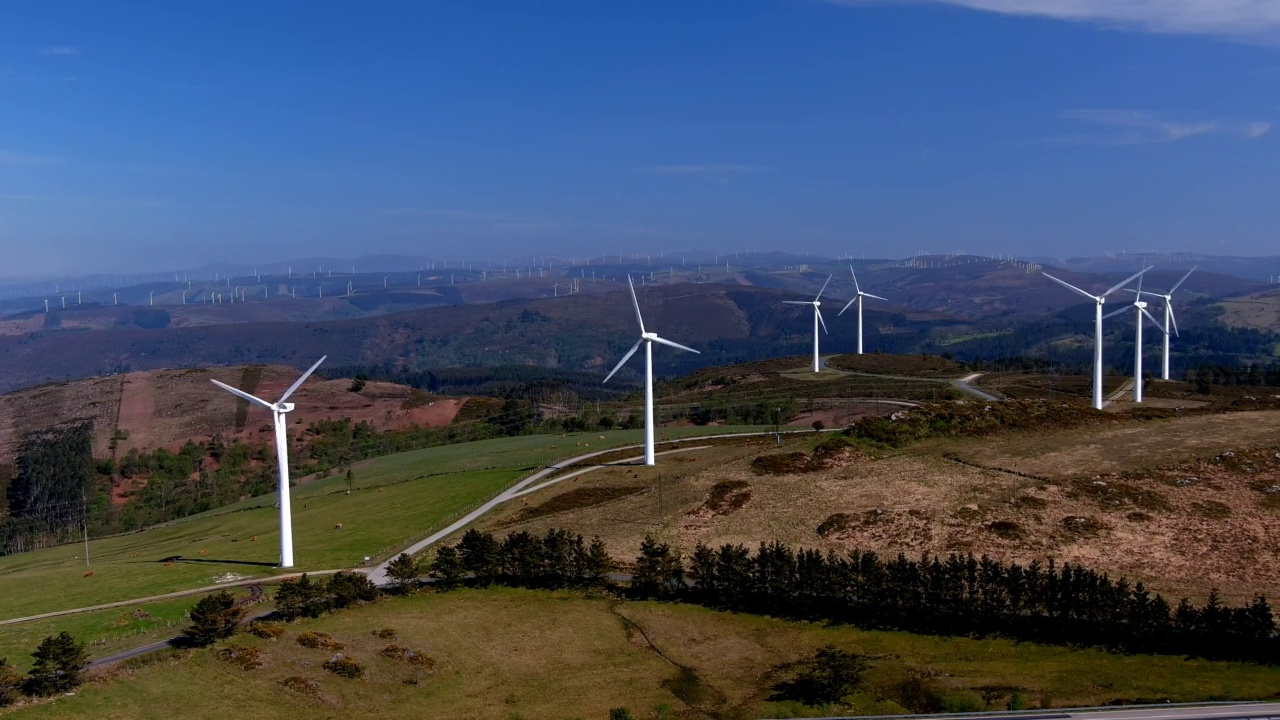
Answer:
954, 372, 1000, 401
0, 570, 339, 627
772, 703, 1280, 720
366, 434, 784, 585
1105, 379, 1136, 406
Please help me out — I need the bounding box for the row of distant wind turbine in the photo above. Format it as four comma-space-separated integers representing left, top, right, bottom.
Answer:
1041, 266, 1195, 410
783, 266, 887, 372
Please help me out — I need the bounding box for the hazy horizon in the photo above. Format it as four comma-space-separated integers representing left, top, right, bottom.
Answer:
4, 1, 1278, 276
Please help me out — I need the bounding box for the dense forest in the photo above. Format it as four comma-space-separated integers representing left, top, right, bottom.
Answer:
1, 422, 98, 554
429, 529, 1278, 666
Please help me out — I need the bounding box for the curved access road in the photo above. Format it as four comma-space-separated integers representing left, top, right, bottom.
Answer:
6, 427, 834, 633
954, 372, 1000, 401
366, 431, 804, 585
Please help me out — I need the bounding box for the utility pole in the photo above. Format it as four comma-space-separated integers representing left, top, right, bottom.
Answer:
82, 489, 91, 569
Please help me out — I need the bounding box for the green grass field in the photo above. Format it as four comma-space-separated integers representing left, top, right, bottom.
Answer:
0, 427, 769, 622
0, 595, 226, 674
8, 588, 1280, 719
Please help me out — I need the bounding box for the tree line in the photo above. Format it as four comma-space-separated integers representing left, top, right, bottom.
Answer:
427, 530, 1277, 666
1, 422, 96, 555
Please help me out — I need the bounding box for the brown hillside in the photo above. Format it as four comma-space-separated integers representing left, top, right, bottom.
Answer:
484, 408, 1280, 602
0, 367, 463, 464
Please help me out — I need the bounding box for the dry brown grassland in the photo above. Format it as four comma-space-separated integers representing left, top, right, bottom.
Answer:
483, 410, 1280, 602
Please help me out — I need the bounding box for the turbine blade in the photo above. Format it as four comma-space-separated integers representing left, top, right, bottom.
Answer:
278, 355, 327, 403
211, 379, 275, 411
1042, 272, 1096, 302
1103, 267, 1151, 298
1101, 305, 1128, 321
837, 296, 858, 316
1136, 268, 1145, 296
1140, 306, 1165, 331
814, 273, 833, 302
650, 335, 700, 354
627, 275, 646, 334
781, 300, 813, 305
863, 293, 888, 301
1169, 265, 1196, 294
816, 307, 829, 335
603, 339, 643, 384
1168, 306, 1180, 337
849, 265, 861, 293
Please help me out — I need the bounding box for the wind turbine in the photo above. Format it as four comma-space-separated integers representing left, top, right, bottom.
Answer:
1129, 267, 1195, 381
837, 266, 887, 355
783, 274, 833, 372
210, 356, 326, 568
1042, 267, 1150, 410
1104, 270, 1163, 403
603, 276, 699, 466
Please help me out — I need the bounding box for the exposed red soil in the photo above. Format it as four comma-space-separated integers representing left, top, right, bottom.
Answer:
0, 366, 465, 464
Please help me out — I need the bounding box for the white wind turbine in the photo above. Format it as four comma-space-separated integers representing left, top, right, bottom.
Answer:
1041, 267, 1150, 410
603, 276, 699, 466
1104, 269, 1163, 403
210, 356, 326, 568
837, 266, 887, 355
1128, 267, 1195, 381
783, 274, 833, 372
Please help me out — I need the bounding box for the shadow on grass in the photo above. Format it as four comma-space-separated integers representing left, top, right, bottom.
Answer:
154, 556, 278, 568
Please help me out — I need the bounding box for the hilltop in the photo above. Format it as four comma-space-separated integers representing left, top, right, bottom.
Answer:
0, 365, 462, 467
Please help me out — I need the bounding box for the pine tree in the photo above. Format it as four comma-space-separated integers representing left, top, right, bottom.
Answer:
429, 546, 464, 589
385, 553, 422, 594
770, 645, 869, 707
582, 537, 613, 587
327, 571, 378, 608
24, 632, 88, 697
457, 529, 500, 586
274, 574, 329, 619
632, 535, 684, 599
182, 590, 245, 647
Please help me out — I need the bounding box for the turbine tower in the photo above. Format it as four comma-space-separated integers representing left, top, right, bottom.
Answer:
1104, 270, 1163, 403
837, 266, 887, 355
783, 274, 833, 372
1041, 268, 1149, 410
210, 356, 326, 568
1130, 267, 1195, 381
603, 276, 699, 466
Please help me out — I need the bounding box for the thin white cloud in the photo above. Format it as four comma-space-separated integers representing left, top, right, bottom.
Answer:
822, 1, 1280, 39
0, 150, 63, 166
41, 46, 80, 56
1053, 109, 1272, 145
649, 164, 764, 175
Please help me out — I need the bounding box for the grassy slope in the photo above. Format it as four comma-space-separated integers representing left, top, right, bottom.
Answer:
0, 596, 221, 674
8, 588, 1280, 720
0, 427, 768, 621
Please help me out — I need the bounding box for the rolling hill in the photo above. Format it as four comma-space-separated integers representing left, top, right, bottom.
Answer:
0, 365, 464, 467
0, 283, 966, 394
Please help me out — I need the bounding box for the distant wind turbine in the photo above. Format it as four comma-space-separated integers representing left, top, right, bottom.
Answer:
1104, 269, 1163, 403
837, 266, 886, 355
783, 274, 833, 372
1128, 267, 1195, 381
210, 356, 326, 568
603, 276, 699, 466
1041, 267, 1150, 410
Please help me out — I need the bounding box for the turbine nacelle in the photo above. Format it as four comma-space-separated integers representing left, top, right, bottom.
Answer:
208, 355, 326, 569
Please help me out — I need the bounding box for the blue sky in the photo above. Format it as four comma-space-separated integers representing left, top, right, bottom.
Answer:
2, 1, 1278, 276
